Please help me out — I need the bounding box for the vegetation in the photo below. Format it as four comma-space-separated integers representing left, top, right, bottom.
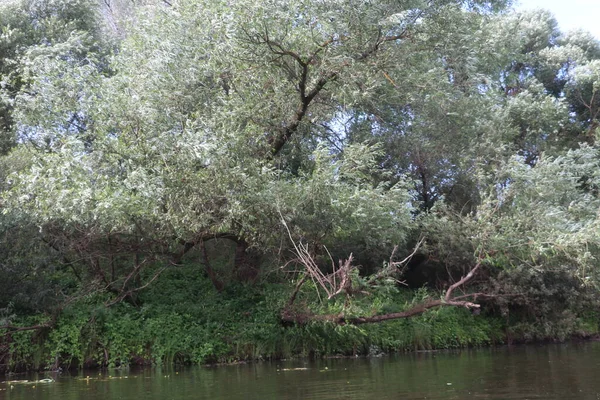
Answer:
1, 0, 600, 371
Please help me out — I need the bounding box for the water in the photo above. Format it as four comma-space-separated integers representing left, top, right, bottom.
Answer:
2, 342, 600, 399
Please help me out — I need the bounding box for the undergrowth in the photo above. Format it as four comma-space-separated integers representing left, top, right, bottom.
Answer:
1, 262, 597, 372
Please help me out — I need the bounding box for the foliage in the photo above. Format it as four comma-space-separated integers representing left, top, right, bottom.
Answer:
1, 0, 600, 370
0, 269, 512, 370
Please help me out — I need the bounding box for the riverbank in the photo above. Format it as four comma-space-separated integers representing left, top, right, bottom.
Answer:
7, 343, 600, 400
2, 265, 598, 373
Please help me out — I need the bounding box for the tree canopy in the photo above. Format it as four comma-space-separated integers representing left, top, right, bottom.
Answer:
1, 0, 600, 345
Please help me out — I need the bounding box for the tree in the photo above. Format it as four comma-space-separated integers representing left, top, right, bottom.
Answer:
1, 0, 599, 336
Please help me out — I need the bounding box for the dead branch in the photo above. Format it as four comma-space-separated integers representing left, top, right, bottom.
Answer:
368, 237, 425, 285
278, 196, 489, 327
280, 212, 357, 300
445, 261, 482, 302
327, 255, 355, 300
280, 238, 485, 326
281, 297, 479, 326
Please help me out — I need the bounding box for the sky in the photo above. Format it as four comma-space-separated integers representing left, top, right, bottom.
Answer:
515, 0, 600, 39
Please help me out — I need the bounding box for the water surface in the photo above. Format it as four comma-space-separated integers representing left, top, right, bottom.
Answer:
2, 342, 600, 399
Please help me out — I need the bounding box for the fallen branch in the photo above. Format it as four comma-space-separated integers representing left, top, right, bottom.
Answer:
281, 249, 485, 326
281, 297, 480, 326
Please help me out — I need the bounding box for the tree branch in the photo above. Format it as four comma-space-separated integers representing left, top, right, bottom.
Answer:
104, 266, 166, 307
258, 24, 412, 158
445, 261, 482, 302
0, 323, 52, 334
280, 237, 485, 326
281, 297, 480, 326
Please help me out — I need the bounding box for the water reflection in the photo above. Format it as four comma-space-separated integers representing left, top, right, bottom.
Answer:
2, 342, 600, 399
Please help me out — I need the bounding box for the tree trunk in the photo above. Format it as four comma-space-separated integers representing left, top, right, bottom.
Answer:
200, 240, 224, 292
233, 239, 259, 283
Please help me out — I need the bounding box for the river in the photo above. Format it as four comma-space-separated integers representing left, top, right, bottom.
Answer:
2, 342, 600, 399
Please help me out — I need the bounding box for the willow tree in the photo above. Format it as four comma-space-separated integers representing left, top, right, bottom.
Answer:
2, 0, 600, 328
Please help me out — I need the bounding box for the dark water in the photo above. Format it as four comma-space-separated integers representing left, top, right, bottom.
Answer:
2, 342, 600, 399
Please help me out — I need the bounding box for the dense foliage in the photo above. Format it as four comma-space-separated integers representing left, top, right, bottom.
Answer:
1, 0, 600, 370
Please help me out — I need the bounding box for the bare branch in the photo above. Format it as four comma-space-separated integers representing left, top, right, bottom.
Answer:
104, 266, 166, 307
368, 237, 424, 285
279, 234, 486, 326
445, 261, 482, 302
279, 210, 356, 301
